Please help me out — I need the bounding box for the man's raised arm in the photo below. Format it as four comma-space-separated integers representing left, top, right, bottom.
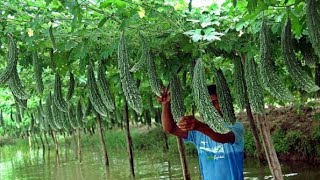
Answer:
158, 88, 188, 138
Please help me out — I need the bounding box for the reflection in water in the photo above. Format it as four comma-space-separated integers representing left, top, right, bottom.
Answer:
0, 145, 319, 180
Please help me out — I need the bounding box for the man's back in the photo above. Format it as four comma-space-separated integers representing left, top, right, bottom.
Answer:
184, 121, 244, 180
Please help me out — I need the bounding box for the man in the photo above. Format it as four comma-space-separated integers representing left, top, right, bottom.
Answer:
158, 84, 244, 180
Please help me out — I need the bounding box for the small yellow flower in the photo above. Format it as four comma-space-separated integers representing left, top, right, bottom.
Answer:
27, 29, 34, 37
138, 8, 145, 18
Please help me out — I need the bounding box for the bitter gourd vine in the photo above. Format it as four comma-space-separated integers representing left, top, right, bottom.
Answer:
118, 32, 143, 115
259, 21, 293, 101
281, 17, 319, 93
192, 59, 229, 133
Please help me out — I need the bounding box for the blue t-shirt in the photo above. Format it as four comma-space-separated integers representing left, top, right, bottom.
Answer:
184, 121, 244, 180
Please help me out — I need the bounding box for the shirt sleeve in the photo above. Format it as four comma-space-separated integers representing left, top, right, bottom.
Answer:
229, 121, 244, 145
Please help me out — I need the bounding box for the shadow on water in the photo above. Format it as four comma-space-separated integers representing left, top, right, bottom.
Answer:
0, 145, 319, 180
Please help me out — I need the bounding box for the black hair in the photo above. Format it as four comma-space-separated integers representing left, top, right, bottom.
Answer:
207, 84, 217, 96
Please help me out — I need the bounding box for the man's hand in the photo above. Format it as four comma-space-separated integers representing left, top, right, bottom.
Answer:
177, 115, 198, 131
157, 87, 171, 105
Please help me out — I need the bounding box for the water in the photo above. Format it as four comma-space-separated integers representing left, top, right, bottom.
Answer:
0, 144, 319, 179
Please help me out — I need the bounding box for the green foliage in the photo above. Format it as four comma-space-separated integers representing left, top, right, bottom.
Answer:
244, 130, 258, 155
273, 129, 289, 154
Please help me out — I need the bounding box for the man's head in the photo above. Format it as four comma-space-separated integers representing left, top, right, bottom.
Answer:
207, 84, 221, 112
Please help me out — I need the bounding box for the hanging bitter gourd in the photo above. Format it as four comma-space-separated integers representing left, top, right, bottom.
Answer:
0, 109, 3, 127
244, 58, 265, 114
9, 67, 29, 100
53, 73, 68, 112
37, 106, 48, 131
192, 59, 229, 133
76, 100, 84, 128
0, 34, 18, 83
60, 111, 71, 131
13, 94, 27, 109
170, 73, 185, 122
66, 71, 75, 101
259, 21, 294, 101
49, 21, 57, 52
300, 39, 316, 67
87, 64, 109, 117
32, 50, 44, 95
118, 32, 143, 115
85, 96, 93, 116
131, 34, 162, 96
148, 53, 162, 96
52, 98, 63, 130
233, 58, 249, 110
68, 104, 78, 129
97, 61, 115, 111
14, 100, 22, 125
213, 67, 236, 124
306, 0, 320, 59
281, 17, 320, 93
45, 92, 58, 131
130, 33, 148, 73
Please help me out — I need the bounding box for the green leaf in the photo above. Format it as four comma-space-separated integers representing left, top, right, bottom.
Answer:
183, 29, 202, 42
45, 0, 53, 5
203, 28, 224, 42
98, 17, 107, 28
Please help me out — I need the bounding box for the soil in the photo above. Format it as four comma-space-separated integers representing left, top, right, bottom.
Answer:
237, 105, 320, 134
236, 101, 320, 162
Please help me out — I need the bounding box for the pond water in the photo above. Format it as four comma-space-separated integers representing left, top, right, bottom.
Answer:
0, 142, 319, 180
